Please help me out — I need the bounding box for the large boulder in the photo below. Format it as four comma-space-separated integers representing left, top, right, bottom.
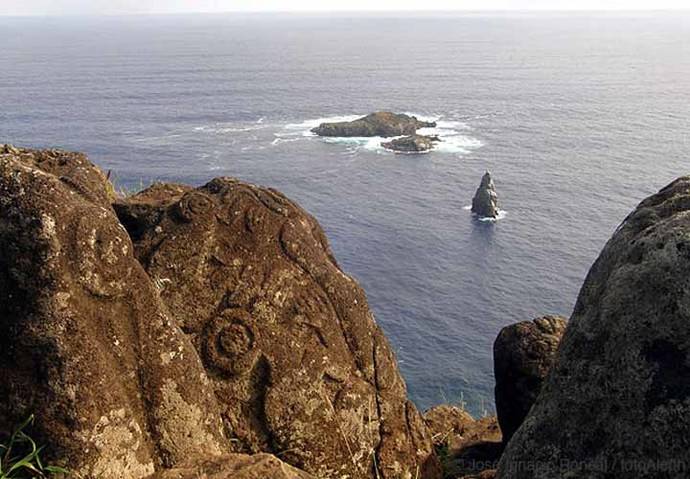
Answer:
497, 177, 690, 478
471, 172, 499, 219
493, 315, 567, 444
0, 146, 228, 477
115, 178, 441, 479
382, 134, 440, 154
311, 112, 436, 137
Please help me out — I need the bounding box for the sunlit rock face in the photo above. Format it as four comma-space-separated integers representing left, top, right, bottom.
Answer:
115, 177, 442, 479
0, 146, 227, 478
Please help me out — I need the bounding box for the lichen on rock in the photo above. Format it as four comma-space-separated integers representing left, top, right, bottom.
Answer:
497, 177, 690, 478
116, 176, 442, 479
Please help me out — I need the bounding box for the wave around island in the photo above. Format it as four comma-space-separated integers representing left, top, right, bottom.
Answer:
279, 114, 484, 154
463, 205, 508, 222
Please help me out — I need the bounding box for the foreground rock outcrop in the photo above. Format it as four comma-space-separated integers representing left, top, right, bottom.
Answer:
115, 179, 441, 478
424, 406, 502, 479
471, 172, 499, 219
493, 315, 566, 444
497, 177, 690, 478
311, 112, 436, 137
382, 134, 440, 153
0, 147, 228, 477
0, 145, 441, 479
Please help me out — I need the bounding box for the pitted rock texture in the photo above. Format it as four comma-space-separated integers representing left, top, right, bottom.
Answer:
471, 172, 499, 219
0, 147, 228, 478
493, 315, 566, 444
497, 177, 690, 478
116, 177, 442, 479
151, 453, 316, 479
382, 134, 440, 153
311, 112, 436, 137
424, 407, 501, 479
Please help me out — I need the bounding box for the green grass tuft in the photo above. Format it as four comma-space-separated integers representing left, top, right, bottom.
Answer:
0, 415, 69, 478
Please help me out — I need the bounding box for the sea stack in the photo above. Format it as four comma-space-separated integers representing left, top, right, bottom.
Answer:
471, 171, 499, 218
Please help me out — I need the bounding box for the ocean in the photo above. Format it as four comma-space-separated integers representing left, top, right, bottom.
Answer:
1, 11, 688, 417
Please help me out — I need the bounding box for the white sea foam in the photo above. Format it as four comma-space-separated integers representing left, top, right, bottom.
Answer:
463, 205, 508, 221
194, 123, 267, 134
283, 114, 363, 137
271, 137, 301, 146
283, 113, 483, 154
477, 210, 508, 222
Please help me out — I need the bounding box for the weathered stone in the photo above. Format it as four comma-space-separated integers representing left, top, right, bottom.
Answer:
116, 178, 441, 479
460, 471, 496, 479
311, 112, 436, 137
0, 148, 228, 478
151, 453, 316, 479
382, 134, 440, 153
497, 177, 690, 478
471, 172, 499, 219
493, 315, 566, 444
424, 405, 475, 447
1, 144, 115, 207
424, 407, 502, 479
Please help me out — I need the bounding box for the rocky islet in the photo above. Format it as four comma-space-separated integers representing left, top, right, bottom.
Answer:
3, 144, 690, 479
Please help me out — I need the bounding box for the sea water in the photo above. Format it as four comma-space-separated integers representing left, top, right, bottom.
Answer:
1, 11, 689, 416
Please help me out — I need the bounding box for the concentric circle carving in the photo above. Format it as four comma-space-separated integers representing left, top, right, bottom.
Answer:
203, 309, 258, 376
175, 191, 215, 222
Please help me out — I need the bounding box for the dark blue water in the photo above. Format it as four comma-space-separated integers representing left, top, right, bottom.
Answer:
2, 12, 689, 417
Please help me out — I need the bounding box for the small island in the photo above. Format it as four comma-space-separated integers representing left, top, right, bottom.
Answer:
471, 171, 500, 218
311, 111, 436, 137
382, 134, 441, 153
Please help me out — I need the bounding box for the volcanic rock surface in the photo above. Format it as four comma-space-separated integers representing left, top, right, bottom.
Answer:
471, 172, 499, 219
0, 146, 228, 478
115, 177, 441, 479
424, 406, 502, 479
311, 112, 436, 137
497, 177, 690, 478
493, 315, 567, 444
151, 454, 317, 479
382, 134, 441, 153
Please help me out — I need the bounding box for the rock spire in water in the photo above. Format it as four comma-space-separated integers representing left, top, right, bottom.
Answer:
471, 171, 499, 218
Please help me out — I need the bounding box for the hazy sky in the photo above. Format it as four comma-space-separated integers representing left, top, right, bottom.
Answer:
2, 0, 689, 16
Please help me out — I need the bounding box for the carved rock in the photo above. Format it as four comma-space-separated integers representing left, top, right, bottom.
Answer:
116, 177, 442, 479
0, 147, 228, 478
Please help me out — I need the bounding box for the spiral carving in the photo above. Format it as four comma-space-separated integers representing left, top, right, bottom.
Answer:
203, 309, 258, 376
175, 191, 215, 222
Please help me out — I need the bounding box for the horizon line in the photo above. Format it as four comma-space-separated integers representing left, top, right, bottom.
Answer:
1, 8, 689, 18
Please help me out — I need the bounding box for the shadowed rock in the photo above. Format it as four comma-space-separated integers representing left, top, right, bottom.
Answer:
311, 112, 436, 137
471, 172, 499, 219
424, 406, 502, 479
116, 178, 442, 479
0, 147, 228, 477
497, 177, 690, 478
151, 454, 316, 479
382, 134, 441, 153
493, 316, 566, 444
